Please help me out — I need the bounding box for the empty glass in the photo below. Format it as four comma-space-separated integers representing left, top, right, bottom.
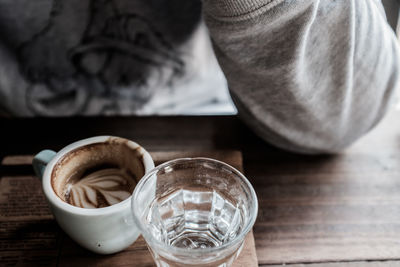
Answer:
131, 158, 258, 267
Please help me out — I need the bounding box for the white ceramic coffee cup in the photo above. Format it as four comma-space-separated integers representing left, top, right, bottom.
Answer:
32, 136, 154, 254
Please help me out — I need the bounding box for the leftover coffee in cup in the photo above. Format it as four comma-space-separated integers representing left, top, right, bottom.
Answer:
33, 136, 154, 254
51, 138, 144, 208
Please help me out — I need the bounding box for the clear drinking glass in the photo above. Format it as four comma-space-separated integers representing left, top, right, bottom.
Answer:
131, 158, 258, 267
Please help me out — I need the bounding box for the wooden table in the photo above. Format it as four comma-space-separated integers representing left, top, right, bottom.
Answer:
1, 110, 400, 267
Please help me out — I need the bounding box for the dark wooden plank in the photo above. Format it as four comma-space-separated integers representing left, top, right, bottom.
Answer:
245, 111, 400, 265
0, 151, 257, 266
1, 110, 400, 265
0, 116, 248, 157
261, 261, 400, 267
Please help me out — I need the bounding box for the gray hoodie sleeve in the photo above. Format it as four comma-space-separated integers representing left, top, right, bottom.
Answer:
203, 0, 400, 154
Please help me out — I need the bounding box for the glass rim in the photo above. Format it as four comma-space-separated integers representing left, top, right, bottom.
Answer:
131, 157, 258, 256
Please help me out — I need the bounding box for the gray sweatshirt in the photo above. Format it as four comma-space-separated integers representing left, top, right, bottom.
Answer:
0, 0, 399, 154
203, 0, 400, 153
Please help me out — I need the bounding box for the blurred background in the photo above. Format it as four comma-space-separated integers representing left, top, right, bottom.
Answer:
0, 0, 235, 117
0, 0, 398, 117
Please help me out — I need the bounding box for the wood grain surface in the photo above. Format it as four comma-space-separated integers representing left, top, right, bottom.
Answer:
263, 262, 400, 267
0, 151, 257, 267
2, 110, 400, 266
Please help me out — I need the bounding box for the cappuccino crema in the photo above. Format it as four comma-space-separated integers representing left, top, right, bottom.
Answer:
51, 137, 145, 209
66, 167, 135, 208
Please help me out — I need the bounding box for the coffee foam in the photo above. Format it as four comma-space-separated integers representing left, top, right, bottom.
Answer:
51, 137, 145, 209
67, 168, 135, 208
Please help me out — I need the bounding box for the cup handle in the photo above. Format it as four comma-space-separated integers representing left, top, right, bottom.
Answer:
32, 150, 57, 180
